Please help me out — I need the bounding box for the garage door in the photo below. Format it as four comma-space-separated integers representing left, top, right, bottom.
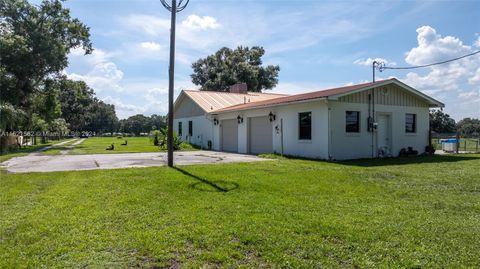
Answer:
249, 116, 273, 154
221, 119, 238, 152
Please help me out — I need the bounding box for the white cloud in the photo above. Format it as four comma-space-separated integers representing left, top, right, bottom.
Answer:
470, 68, 480, 84
102, 96, 143, 113
182, 15, 220, 30
140, 42, 161, 51
354, 57, 397, 67
475, 36, 480, 47
122, 14, 223, 53
66, 48, 124, 93
104, 79, 195, 119
399, 26, 480, 119
123, 14, 170, 36
405, 26, 472, 65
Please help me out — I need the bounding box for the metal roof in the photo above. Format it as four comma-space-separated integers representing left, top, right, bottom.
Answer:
213, 78, 444, 113
181, 90, 288, 112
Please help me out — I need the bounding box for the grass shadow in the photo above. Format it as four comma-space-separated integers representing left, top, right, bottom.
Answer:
259, 152, 480, 167
173, 167, 239, 192
338, 154, 480, 167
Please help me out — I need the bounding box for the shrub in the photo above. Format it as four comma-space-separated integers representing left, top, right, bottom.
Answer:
158, 128, 182, 150
150, 130, 161, 146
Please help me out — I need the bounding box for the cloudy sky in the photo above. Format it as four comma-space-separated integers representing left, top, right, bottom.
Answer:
56, 0, 479, 120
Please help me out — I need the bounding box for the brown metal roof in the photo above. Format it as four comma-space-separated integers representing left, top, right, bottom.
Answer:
214, 79, 393, 113
183, 90, 288, 112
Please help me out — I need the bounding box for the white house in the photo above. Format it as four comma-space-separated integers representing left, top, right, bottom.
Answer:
173, 79, 444, 160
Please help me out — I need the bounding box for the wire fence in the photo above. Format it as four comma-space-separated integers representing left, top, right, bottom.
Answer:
432, 136, 480, 153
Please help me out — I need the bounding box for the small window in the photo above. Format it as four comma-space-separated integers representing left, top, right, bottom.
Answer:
299, 112, 312, 140
405, 113, 416, 133
188, 121, 193, 136
178, 122, 182, 136
345, 111, 360, 133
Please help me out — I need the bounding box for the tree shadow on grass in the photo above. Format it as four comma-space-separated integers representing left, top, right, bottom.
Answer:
338, 154, 480, 167
173, 167, 239, 192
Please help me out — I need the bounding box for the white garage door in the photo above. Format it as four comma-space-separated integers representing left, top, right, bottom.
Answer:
221, 119, 238, 152
249, 116, 273, 154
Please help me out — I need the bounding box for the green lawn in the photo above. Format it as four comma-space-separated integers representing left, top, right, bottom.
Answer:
40, 139, 80, 156
1, 155, 479, 268
70, 137, 158, 154
70, 137, 197, 155
0, 139, 70, 162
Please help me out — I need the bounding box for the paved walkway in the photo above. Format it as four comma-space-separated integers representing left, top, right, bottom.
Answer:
1, 151, 269, 173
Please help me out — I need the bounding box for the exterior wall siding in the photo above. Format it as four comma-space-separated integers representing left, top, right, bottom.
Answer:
174, 83, 435, 160
328, 101, 429, 160
338, 84, 430, 107
174, 96, 205, 119
173, 115, 214, 149
213, 100, 329, 159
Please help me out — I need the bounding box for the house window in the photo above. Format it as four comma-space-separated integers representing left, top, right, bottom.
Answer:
178, 122, 182, 136
405, 113, 416, 133
188, 120, 193, 136
345, 111, 360, 133
299, 112, 312, 140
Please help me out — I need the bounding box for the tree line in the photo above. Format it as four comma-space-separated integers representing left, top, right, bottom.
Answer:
0, 0, 167, 139
430, 110, 480, 137
1, 0, 98, 135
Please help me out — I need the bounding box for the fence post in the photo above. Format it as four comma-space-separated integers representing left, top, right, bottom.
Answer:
464, 140, 467, 152
456, 132, 460, 154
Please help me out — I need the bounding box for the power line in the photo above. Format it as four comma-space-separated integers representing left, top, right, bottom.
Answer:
378, 50, 480, 71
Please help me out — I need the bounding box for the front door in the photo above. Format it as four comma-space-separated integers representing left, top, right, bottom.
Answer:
377, 114, 392, 156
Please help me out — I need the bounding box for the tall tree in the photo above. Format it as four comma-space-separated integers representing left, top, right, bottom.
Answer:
0, 0, 92, 131
149, 114, 167, 130
120, 114, 151, 135
429, 109, 456, 133
32, 79, 62, 124
191, 46, 280, 92
456, 118, 480, 137
57, 78, 95, 131
86, 100, 118, 134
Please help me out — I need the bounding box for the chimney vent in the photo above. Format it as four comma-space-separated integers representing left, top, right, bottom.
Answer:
228, 83, 248, 94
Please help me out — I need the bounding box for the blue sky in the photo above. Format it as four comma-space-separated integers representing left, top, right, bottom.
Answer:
57, 0, 480, 120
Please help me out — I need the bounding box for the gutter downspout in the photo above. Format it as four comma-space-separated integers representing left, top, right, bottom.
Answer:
327, 99, 332, 160
280, 118, 284, 156
372, 87, 376, 158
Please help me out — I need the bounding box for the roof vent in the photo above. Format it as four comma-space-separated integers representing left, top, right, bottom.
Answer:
228, 83, 248, 94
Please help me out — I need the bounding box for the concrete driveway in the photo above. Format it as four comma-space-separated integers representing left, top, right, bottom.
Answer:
1, 151, 269, 173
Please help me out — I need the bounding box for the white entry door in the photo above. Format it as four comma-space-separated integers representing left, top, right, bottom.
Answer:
377, 114, 392, 156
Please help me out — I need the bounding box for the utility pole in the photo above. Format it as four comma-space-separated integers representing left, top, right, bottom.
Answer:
160, 0, 189, 167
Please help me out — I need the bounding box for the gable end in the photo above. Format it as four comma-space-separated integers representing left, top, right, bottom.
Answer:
174, 94, 206, 119
338, 83, 431, 107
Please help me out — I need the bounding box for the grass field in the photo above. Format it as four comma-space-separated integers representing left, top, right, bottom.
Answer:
1, 154, 479, 268
70, 137, 197, 155
39, 139, 79, 156
0, 139, 69, 162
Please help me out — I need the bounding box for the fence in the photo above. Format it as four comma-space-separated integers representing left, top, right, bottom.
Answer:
432, 136, 480, 153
